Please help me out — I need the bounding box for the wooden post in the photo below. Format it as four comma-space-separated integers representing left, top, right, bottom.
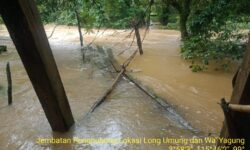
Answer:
0, 0, 74, 132
134, 25, 143, 55
219, 35, 250, 147
130, 19, 143, 55
75, 10, 84, 47
220, 98, 237, 138
6, 62, 12, 105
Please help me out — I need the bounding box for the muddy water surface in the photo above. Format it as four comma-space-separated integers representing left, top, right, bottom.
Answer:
0, 25, 201, 149
95, 29, 237, 135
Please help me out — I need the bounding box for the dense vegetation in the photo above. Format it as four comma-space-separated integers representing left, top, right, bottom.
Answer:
155, 0, 250, 71
36, 0, 151, 29
1, 0, 249, 71
181, 0, 250, 71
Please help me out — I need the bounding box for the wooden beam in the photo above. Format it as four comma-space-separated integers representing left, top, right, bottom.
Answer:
0, 0, 74, 132
231, 36, 250, 105
220, 36, 250, 147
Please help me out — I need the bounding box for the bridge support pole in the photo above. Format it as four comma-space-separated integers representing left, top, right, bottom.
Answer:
0, 0, 74, 132
219, 36, 250, 147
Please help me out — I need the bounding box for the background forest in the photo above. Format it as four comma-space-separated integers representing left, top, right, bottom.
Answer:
1, 0, 249, 71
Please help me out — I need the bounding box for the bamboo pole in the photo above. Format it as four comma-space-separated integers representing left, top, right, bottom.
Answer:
6, 62, 12, 105
220, 99, 250, 113
228, 104, 250, 113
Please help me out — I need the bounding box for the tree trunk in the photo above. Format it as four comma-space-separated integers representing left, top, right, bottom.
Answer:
171, 1, 191, 40
147, 0, 154, 27
160, 1, 170, 25
179, 13, 189, 40
75, 10, 83, 47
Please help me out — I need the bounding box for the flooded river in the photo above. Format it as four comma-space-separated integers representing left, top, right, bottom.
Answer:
0, 24, 236, 149
92, 28, 237, 135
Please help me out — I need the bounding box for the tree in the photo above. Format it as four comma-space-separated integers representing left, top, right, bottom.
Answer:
157, 0, 171, 25
181, 0, 250, 71
161, 0, 193, 39
36, 0, 86, 46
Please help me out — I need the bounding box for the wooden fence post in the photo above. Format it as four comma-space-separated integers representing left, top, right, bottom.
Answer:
6, 62, 12, 105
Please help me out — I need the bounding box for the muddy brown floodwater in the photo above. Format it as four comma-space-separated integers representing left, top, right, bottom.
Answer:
0, 24, 236, 149
92, 27, 238, 135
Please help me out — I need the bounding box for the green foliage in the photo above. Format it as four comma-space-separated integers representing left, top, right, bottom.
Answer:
189, 0, 231, 37
153, 0, 179, 30
189, 63, 205, 72
155, 1, 170, 25
182, 34, 246, 71
36, 0, 150, 29
57, 10, 77, 25
36, 0, 88, 25
100, 0, 148, 28
36, 0, 64, 23
181, 0, 249, 72
34, 0, 250, 73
